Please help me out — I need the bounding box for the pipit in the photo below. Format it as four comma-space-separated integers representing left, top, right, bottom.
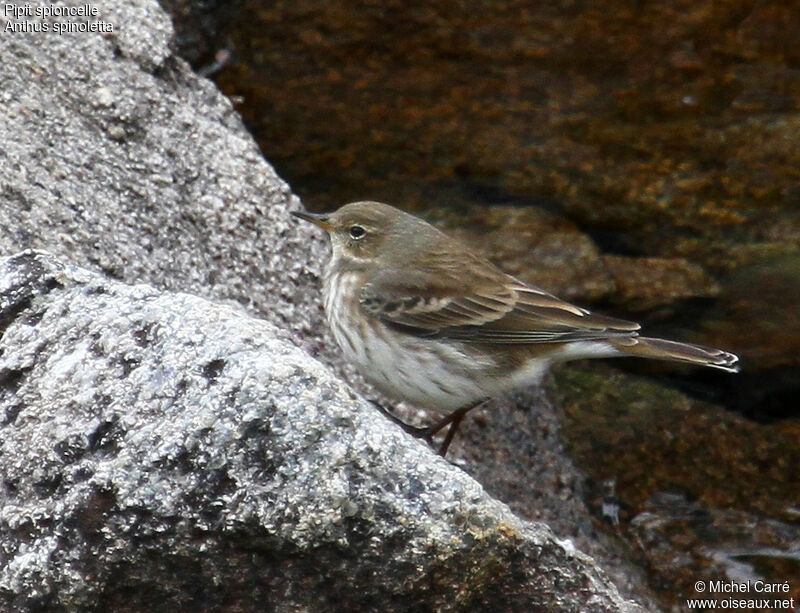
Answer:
293, 201, 739, 455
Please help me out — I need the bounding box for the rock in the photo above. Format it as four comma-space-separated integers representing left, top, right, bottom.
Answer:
214, 0, 800, 273
0, 0, 328, 357
556, 363, 800, 609
424, 205, 720, 312
0, 251, 642, 612
709, 254, 800, 371
159, 0, 244, 68
425, 205, 615, 302
601, 255, 719, 313
631, 492, 800, 610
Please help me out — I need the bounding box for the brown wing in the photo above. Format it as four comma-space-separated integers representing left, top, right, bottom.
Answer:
360, 255, 640, 344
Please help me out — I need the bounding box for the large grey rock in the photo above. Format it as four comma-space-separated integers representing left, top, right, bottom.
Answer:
0, 0, 326, 351
0, 251, 641, 612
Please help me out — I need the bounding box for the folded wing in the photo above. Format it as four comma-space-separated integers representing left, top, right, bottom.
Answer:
360, 255, 640, 344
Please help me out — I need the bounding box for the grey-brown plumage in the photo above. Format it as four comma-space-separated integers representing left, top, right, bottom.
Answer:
293, 201, 739, 452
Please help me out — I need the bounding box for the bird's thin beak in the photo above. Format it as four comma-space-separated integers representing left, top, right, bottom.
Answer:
291, 210, 333, 232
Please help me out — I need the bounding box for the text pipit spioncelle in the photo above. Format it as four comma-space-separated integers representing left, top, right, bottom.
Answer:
293, 202, 739, 455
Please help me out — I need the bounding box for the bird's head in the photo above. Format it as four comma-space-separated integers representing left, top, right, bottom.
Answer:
292, 201, 444, 267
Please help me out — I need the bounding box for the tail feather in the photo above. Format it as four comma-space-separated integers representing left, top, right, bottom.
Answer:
611, 336, 740, 373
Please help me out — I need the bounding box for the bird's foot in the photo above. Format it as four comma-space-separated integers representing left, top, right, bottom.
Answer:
369, 400, 434, 442
369, 398, 488, 457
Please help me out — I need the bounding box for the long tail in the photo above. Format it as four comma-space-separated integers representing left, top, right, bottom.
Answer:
610, 336, 740, 373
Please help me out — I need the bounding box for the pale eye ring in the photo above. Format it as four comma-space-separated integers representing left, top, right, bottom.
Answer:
348, 225, 366, 240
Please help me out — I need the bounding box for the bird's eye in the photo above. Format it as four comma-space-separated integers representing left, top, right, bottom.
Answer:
348, 225, 366, 240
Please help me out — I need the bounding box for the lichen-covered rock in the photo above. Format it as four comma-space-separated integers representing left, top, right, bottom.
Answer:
0, 251, 642, 612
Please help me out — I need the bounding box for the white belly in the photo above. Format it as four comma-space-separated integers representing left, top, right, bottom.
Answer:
323, 269, 493, 412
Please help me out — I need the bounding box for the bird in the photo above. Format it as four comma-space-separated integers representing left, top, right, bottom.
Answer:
292, 201, 739, 455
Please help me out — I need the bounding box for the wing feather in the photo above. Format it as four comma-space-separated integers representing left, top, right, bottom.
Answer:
360, 267, 640, 345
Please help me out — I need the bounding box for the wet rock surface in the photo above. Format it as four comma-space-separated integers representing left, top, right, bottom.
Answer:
557, 364, 800, 610
631, 492, 800, 610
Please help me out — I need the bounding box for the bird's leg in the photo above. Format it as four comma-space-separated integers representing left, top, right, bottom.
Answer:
426, 399, 489, 456
436, 408, 468, 456
370, 398, 488, 456
369, 400, 431, 439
